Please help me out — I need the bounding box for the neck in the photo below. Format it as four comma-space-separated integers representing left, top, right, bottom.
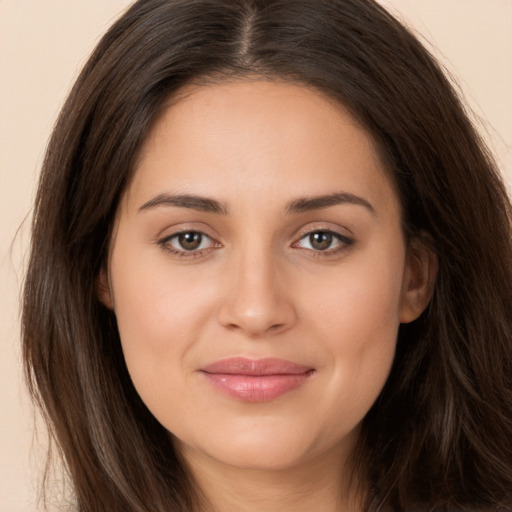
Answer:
178, 441, 365, 512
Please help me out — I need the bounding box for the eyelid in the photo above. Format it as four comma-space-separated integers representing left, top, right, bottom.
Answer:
155, 223, 354, 260
156, 227, 222, 259
291, 225, 355, 256
154, 221, 218, 240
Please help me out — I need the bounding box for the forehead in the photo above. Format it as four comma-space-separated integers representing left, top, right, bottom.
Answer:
126, 80, 398, 216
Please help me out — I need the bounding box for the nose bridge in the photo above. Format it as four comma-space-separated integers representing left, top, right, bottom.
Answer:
218, 238, 296, 336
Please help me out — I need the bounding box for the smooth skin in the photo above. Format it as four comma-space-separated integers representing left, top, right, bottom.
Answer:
99, 80, 436, 512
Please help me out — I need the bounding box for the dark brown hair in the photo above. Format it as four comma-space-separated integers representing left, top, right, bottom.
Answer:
22, 0, 512, 510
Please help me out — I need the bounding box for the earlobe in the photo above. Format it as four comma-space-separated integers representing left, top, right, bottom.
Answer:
96, 267, 114, 310
399, 238, 437, 323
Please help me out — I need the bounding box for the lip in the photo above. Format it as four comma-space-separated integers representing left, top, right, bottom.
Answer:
199, 357, 315, 402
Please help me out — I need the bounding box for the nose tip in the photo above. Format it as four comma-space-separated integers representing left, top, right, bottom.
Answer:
217, 262, 297, 337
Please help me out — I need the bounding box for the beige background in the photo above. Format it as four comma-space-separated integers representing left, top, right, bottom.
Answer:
1, 1, 511, 511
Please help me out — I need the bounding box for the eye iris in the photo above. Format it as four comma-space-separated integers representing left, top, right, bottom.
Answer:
178, 232, 202, 250
310, 232, 333, 250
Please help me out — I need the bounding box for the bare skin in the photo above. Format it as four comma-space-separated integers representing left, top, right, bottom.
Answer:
99, 80, 436, 511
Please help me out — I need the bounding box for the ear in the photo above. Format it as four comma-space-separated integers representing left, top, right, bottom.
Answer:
96, 266, 114, 310
399, 237, 437, 323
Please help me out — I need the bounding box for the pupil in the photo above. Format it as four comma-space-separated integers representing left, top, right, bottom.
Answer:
310, 232, 332, 251
179, 232, 202, 250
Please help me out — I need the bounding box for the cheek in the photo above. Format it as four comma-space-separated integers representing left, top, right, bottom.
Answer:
111, 232, 218, 337
305, 244, 404, 345
302, 248, 404, 419
108, 243, 218, 399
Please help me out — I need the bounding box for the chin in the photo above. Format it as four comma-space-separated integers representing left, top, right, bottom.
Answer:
173, 417, 358, 473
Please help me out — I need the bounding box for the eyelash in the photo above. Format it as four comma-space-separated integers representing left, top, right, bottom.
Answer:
292, 229, 354, 257
157, 229, 354, 259
158, 231, 220, 259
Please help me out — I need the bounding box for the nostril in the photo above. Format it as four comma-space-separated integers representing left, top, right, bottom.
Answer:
267, 322, 286, 332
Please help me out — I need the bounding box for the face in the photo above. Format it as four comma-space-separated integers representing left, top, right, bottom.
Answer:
101, 80, 431, 475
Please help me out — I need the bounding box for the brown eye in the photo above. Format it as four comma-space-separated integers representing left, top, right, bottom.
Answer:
177, 232, 203, 251
309, 232, 333, 251
294, 230, 352, 254
159, 230, 219, 258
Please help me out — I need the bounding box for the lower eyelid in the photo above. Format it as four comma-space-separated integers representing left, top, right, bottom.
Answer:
158, 241, 217, 259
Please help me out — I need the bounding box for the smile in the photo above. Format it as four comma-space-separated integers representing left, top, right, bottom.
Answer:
199, 357, 315, 402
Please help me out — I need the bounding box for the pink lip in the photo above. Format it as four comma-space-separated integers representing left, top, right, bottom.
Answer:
199, 357, 314, 402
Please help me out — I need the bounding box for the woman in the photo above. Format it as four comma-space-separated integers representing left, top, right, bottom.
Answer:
22, 0, 512, 511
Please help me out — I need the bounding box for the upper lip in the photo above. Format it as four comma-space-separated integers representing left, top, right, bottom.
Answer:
200, 357, 314, 376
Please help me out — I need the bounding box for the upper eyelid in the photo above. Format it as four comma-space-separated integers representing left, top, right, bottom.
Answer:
158, 227, 350, 241
161, 229, 212, 240
293, 229, 353, 247
299, 226, 349, 236
156, 223, 219, 241
293, 223, 354, 241
156, 224, 354, 251
160, 230, 219, 248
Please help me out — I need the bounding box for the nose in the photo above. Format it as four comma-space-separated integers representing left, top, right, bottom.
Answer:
217, 250, 297, 337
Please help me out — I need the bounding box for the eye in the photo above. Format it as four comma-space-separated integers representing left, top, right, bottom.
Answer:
294, 230, 353, 254
159, 230, 217, 256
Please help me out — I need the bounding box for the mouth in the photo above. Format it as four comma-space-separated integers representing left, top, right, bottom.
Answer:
199, 357, 315, 402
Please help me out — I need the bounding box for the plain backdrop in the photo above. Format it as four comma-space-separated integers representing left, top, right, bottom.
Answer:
1, 1, 511, 511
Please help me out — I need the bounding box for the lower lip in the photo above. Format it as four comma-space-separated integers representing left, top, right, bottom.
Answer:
201, 372, 313, 402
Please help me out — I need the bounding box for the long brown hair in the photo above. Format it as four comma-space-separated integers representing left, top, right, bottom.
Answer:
22, 0, 512, 510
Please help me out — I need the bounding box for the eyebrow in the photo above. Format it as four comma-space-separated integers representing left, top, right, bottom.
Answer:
138, 194, 228, 214
286, 192, 376, 215
138, 191, 375, 216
